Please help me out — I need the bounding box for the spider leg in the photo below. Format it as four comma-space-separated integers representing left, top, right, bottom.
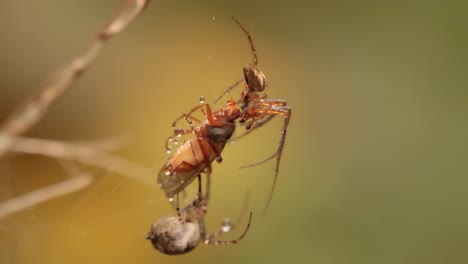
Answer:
239, 100, 290, 167
204, 212, 253, 245
195, 171, 212, 241
203, 191, 250, 242
176, 193, 184, 223
213, 79, 244, 105
239, 101, 291, 215
203, 172, 212, 207
171, 104, 206, 132
178, 174, 203, 224
233, 115, 275, 141
196, 174, 203, 206
181, 189, 188, 207
232, 97, 286, 142
173, 103, 222, 127
232, 16, 258, 66
235, 98, 287, 139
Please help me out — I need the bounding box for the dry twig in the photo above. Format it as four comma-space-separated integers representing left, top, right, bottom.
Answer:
0, 134, 153, 220
0, 1, 153, 220
0, 172, 93, 220
10, 136, 154, 185
0, 0, 150, 157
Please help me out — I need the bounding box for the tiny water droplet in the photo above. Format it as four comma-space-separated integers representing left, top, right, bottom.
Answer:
168, 197, 174, 202
175, 128, 184, 135
164, 169, 171, 176
212, 16, 216, 20
166, 146, 172, 154
199, 96, 205, 104
173, 139, 179, 145
221, 218, 232, 232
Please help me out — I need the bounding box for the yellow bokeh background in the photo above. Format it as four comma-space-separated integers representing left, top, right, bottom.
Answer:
0, 1, 467, 263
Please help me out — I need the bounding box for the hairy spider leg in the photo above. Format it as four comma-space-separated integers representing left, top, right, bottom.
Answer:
202, 190, 253, 245
240, 100, 291, 215
232, 16, 258, 66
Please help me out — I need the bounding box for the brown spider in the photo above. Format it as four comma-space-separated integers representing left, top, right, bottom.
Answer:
157, 17, 291, 215
214, 17, 292, 214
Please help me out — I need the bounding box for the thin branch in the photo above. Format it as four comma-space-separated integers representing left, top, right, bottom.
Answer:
10, 136, 154, 186
67, 134, 133, 152
0, 173, 93, 220
0, 0, 150, 157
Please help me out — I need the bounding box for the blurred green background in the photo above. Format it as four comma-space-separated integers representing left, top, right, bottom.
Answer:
0, 1, 467, 263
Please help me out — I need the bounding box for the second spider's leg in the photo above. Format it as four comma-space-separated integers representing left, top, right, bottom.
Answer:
176, 192, 183, 223
240, 101, 291, 215
203, 212, 253, 245
181, 189, 188, 207
197, 172, 211, 241
204, 191, 250, 242
197, 174, 202, 202
204, 172, 212, 207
